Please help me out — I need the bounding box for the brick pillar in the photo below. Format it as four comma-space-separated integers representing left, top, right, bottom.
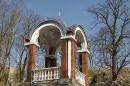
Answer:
71, 41, 76, 79
26, 44, 36, 82
61, 40, 68, 78
79, 52, 89, 86
60, 37, 76, 79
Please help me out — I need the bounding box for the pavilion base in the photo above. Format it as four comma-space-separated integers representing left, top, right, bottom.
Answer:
20, 79, 84, 86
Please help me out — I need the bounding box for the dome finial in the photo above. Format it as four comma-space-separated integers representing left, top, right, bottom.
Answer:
58, 10, 61, 17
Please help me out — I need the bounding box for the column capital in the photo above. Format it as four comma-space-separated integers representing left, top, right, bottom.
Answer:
61, 35, 77, 42
77, 49, 90, 55
24, 42, 40, 47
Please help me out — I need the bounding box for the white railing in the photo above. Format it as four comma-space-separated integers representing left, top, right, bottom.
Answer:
32, 67, 60, 82
75, 68, 86, 86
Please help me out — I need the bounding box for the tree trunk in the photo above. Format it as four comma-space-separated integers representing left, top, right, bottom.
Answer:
112, 48, 117, 81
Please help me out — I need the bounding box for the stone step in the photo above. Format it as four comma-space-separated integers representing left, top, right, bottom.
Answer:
19, 79, 84, 86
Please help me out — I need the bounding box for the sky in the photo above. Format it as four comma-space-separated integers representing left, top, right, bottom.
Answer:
26, 0, 99, 35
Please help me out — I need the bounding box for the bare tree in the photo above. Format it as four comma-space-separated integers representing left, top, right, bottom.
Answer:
14, 12, 42, 82
89, 0, 130, 80
0, 0, 43, 85
0, 0, 21, 85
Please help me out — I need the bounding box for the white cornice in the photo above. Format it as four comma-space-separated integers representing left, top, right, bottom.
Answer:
60, 35, 77, 42
24, 42, 40, 47
77, 49, 90, 55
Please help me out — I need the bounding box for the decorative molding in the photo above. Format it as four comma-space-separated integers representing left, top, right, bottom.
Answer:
24, 42, 40, 47
30, 23, 64, 44
68, 40, 71, 78
77, 49, 90, 55
86, 49, 90, 55
74, 27, 88, 50
61, 35, 77, 42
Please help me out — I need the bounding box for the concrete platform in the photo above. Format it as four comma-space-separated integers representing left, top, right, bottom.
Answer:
20, 79, 84, 86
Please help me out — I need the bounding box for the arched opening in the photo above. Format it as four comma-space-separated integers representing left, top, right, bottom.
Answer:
74, 26, 88, 51
28, 20, 65, 69
35, 47, 45, 68
74, 26, 88, 73
55, 46, 62, 67
35, 25, 63, 68
26, 21, 65, 82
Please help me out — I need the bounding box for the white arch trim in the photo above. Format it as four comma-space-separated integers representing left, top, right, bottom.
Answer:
74, 26, 90, 54
25, 23, 64, 47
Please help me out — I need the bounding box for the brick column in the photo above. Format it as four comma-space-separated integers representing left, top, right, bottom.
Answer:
71, 41, 76, 79
26, 44, 37, 82
61, 40, 68, 78
60, 36, 76, 79
79, 52, 89, 86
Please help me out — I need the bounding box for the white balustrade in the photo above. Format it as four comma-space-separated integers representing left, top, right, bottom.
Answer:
32, 67, 86, 85
32, 67, 60, 82
75, 68, 86, 86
